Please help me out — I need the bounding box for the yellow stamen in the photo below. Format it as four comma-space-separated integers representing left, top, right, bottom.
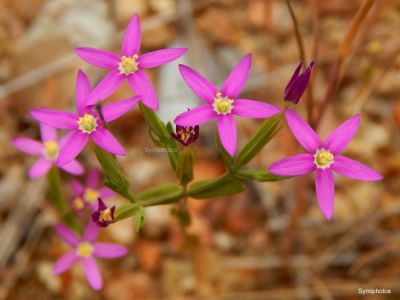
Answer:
99, 208, 113, 223
314, 149, 334, 169
43, 140, 59, 160
213, 93, 234, 115
77, 114, 97, 133
76, 242, 94, 257
119, 55, 139, 75
178, 127, 195, 144
84, 188, 100, 203
72, 197, 85, 210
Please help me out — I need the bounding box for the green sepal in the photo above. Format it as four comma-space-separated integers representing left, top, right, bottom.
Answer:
176, 148, 194, 185
234, 113, 283, 169
94, 145, 129, 194
216, 133, 232, 169
134, 206, 145, 232
188, 176, 245, 199
236, 169, 289, 182
171, 207, 191, 227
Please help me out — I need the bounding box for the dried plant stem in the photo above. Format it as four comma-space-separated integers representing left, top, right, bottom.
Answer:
286, 0, 306, 64
314, 0, 376, 128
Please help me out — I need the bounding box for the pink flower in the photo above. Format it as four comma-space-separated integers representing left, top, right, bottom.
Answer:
174, 54, 280, 156
12, 123, 83, 178
53, 222, 127, 290
70, 168, 115, 213
74, 14, 188, 110
284, 62, 314, 104
30, 70, 140, 166
269, 109, 383, 220
91, 198, 115, 227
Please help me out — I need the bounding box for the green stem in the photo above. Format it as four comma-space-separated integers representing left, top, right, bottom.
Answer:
47, 167, 81, 233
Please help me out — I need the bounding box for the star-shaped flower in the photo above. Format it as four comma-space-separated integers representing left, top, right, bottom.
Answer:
70, 168, 115, 213
30, 70, 140, 166
12, 123, 83, 178
174, 54, 281, 156
74, 14, 188, 110
269, 109, 383, 220
53, 222, 127, 290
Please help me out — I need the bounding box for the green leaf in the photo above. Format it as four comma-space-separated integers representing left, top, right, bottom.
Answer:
134, 206, 145, 232
188, 175, 245, 199
94, 145, 129, 193
234, 113, 283, 169
114, 184, 183, 222
176, 148, 194, 185
136, 183, 184, 204
236, 170, 290, 182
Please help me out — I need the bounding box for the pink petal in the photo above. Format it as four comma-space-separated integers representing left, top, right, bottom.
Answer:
121, 14, 141, 57
87, 168, 101, 188
127, 70, 158, 110
179, 64, 218, 104
100, 187, 115, 199
284, 109, 321, 153
71, 179, 84, 196
217, 115, 237, 156
323, 114, 360, 154
174, 105, 216, 126
331, 155, 383, 181
40, 123, 57, 142
101, 96, 140, 122
30, 109, 77, 130
83, 221, 100, 242
76, 70, 92, 115
60, 159, 84, 175
91, 128, 126, 155
221, 54, 252, 99
87, 71, 125, 105
233, 99, 281, 119
269, 154, 315, 176
74, 47, 120, 69
82, 257, 102, 290
56, 131, 88, 166
28, 158, 52, 178
12, 137, 43, 156
93, 243, 128, 258
138, 48, 188, 69
315, 169, 335, 220
55, 223, 80, 246
53, 251, 78, 275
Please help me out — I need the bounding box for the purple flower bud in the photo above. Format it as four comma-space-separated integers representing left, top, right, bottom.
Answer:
172, 125, 200, 146
91, 198, 115, 227
284, 62, 314, 104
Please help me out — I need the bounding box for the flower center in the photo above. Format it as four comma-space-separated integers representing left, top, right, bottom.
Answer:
77, 114, 97, 133
314, 149, 334, 169
76, 242, 94, 257
178, 127, 196, 144
99, 208, 113, 223
213, 92, 234, 115
118, 55, 139, 75
72, 197, 85, 210
43, 140, 59, 160
84, 188, 99, 203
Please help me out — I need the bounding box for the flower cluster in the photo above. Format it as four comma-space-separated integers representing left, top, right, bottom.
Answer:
11, 12, 383, 292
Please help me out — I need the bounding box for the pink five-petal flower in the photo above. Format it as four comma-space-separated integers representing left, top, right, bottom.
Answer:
174, 54, 281, 156
70, 168, 115, 213
53, 221, 127, 291
30, 70, 140, 166
268, 109, 383, 220
74, 14, 188, 110
12, 123, 84, 178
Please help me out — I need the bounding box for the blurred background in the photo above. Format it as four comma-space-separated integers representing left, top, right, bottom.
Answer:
0, 0, 400, 299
